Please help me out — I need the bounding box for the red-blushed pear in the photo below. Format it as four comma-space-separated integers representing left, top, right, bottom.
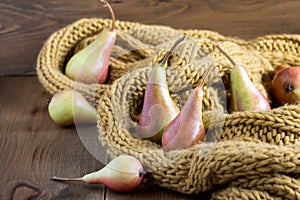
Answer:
138, 36, 185, 143
48, 89, 97, 126
272, 65, 300, 105
214, 45, 270, 112
161, 66, 215, 151
52, 155, 145, 193
65, 0, 116, 84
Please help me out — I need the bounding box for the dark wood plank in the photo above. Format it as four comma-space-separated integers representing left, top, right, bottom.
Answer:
106, 184, 211, 200
0, 76, 107, 199
1, 0, 300, 75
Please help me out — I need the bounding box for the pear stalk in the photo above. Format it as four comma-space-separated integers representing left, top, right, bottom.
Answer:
214, 44, 236, 66
199, 65, 216, 88
100, 0, 115, 32
160, 36, 186, 68
52, 176, 83, 182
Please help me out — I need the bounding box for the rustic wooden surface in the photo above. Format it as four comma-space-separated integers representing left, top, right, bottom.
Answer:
1, 0, 300, 75
0, 76, 210, 199
1, 0, 300, 199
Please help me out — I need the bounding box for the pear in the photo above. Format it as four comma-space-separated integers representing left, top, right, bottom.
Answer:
48, 89, 97, 126
52, 155, 145, 192
161, 66, 215, 151
272, 65, 300, 105
65, 0, 116, 84
138, 36, 185, 143
215, 45, 271, 112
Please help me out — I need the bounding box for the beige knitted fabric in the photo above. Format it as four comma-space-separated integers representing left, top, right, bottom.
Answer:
37, 18, 300, 199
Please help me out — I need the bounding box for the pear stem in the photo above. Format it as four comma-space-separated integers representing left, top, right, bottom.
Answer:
100, 0, 115, 32
160, 36, 186, 68
139, 170, 147, 177
52, 176, 84, 182
214, 44, 237, 66
199, 65, 216, 88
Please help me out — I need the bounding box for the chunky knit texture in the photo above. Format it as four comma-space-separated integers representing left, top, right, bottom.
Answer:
37, 18, 300, 199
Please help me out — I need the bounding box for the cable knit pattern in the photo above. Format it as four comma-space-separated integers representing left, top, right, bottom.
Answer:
37, 18, 300, 199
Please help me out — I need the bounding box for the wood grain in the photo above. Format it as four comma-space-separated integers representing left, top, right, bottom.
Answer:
0, 76, 106, 199
1, 0, 300, 75
0, 76, 208, 199
1, 1, 300, 199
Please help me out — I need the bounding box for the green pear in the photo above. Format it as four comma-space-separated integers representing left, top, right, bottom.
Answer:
138, 36, 185, 143
215, 45, 270, 112
65, 0, 116, 84
52, 155, 144, 192
48, 89, 97, 126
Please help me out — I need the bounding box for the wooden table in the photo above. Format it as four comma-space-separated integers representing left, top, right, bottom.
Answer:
1, 1, 300, 199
